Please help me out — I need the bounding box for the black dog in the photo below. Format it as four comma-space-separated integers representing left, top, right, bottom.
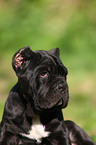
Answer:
0, 47, 95, 145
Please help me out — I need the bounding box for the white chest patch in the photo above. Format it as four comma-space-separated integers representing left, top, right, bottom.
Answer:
21, 115, 50, 143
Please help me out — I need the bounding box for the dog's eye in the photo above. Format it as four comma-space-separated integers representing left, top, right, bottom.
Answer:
40, 72, 48, 77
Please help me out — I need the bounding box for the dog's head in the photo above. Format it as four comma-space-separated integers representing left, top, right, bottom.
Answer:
12, 47, 69, 113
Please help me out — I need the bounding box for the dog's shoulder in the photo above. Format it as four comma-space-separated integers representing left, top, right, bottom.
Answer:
4, 83, 25, 118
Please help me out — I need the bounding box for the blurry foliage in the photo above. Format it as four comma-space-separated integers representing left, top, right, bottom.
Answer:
0, 0, 96, 72
0, 0, 96, 141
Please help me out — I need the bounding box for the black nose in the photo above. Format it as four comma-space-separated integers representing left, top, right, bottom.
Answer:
56, 83, 66, 93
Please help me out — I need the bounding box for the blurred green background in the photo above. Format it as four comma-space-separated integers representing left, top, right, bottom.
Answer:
0, 0, 96, 143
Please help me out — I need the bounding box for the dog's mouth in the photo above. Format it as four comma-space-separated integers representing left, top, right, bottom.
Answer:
56, 98, 63, 106
45, 99, 63, 112
35, 98, 63, 113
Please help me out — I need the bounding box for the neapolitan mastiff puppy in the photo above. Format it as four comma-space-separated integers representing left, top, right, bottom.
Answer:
0, 47, 95, 145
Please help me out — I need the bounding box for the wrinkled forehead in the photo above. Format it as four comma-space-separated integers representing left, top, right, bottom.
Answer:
33, 50, 62, 69
36, 50, 58, 65
27, 50, 56, 72
32, 50, 68, 75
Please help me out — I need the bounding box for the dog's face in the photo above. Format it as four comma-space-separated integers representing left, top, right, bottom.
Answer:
12, 47, 69, 112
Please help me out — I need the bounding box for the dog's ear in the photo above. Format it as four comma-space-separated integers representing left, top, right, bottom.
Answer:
12, 46, 35, 76
49, 48, 60, 57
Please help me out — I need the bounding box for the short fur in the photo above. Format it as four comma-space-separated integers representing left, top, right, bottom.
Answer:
0, 47, 95, 145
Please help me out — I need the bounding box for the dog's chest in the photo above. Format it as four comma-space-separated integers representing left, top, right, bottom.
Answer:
21, 115, 50, 143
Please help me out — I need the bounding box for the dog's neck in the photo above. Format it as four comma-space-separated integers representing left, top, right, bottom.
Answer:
40, 109, 64, 125
21, 109, 64, 143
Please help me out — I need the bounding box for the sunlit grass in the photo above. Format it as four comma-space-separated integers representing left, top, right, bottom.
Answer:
0, 102, 4, 121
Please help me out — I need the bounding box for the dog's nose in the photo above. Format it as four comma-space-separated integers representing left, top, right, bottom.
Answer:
56, 83, 66, 93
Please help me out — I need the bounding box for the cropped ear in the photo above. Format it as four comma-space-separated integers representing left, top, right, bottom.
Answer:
12, 46, 35, 76
49, 48, 60, 57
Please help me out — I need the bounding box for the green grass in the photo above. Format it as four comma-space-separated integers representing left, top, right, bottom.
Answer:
63, 94, 96, 142
0, 102, 4, 121
63, 94, 96, 137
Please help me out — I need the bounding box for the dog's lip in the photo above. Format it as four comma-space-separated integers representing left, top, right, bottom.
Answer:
35, 99, 63, 112
56, 99, 63, 106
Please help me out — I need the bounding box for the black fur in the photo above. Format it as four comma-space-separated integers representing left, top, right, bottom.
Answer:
0, 47, 95, 145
